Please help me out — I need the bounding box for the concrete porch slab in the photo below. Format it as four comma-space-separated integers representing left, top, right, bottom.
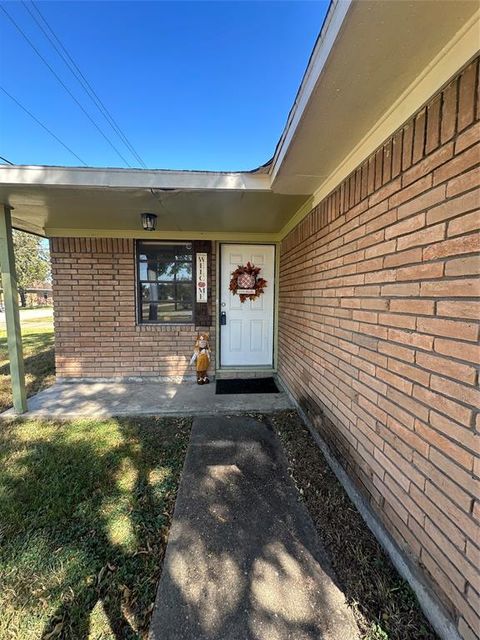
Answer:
149, 416, 359, 640
1, 380, 292, 418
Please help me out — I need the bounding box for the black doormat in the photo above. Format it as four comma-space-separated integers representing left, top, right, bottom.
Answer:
216, 377, 279, 395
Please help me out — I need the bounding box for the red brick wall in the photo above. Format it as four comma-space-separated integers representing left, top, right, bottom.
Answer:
50, 238, 215, 379
279, 58, 479, 639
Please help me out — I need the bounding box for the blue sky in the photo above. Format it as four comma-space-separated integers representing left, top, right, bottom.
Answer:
0, 1, 328, 171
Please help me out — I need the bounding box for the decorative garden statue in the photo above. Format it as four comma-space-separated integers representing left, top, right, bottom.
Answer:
190, 333, 211, 385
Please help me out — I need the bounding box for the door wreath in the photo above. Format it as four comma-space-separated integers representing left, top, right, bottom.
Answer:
229, 262, 267, 302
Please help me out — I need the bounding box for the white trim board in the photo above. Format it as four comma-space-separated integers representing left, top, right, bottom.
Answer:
0, 165, 271, 192
269, 0, 352, 182
279, 10, 480, 240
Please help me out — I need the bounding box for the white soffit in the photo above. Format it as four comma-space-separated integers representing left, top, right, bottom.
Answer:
270, 0, 480, 196
0, 182, 306, 237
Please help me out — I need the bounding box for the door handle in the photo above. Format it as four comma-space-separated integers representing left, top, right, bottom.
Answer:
220, 311, 227, 325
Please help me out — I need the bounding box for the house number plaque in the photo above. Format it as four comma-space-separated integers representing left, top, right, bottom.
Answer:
196, 252, 208, 303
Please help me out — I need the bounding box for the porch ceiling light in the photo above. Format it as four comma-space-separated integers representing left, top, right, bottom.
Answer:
141, 212, 157, 231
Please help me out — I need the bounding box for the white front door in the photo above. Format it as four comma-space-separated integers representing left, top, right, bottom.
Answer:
220, 244, 275, 367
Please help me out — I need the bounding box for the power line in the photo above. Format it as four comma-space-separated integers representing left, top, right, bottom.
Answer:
0, 155, 14, 165
0, 86, 88, 165
22, 0, 147, 168
0, 3, 132, 167
28, 0, 147, 168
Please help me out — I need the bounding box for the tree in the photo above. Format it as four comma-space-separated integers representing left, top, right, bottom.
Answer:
5, 231, 51, 307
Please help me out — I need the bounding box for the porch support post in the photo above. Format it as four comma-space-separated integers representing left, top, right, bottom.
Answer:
0, 206, 27, 413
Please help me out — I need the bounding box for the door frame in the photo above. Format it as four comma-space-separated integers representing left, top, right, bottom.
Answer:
215, 241, 280, 373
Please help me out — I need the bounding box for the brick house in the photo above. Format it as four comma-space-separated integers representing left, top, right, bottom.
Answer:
0, 2, 478, 639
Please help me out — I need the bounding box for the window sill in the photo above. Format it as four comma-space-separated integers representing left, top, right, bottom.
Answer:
136, 323, 195, 332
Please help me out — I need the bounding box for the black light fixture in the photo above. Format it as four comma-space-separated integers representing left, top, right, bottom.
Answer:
141, 212, 157, 231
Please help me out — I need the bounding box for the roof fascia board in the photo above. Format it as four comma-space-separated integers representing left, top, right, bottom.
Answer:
269, 0, 352, 182
10, 217, 46, 237
279, 9, 480, 240
0, 165, 271, 192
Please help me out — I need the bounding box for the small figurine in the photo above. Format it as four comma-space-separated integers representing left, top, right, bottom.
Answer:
190, 332, 211, 385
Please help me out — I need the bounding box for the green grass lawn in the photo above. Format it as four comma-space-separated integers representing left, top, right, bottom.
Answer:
0, 308, 55, 413
0, 416, 191, 639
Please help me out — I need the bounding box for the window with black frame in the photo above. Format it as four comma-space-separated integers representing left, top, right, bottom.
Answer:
137, 241, 193, 323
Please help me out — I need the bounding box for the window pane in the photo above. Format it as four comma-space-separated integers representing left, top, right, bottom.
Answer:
139, 247, 161, 262
160, 300, 192, 320
139, 261, 158, 281
156, 260, 176, 281
139, 242, 192, 261
140, 303, 192, 323
141, 283, 156, 301
141, 283, 158, 302
137, 242, 194, 323
159, 308, 192, 322
151, 260, 192, 282
141, 302, 160, 322
167, 262, 192, 281
139, 261, 192, 282
176, 283, 193, 307
174, 252, 192, 261
158, 283, 175, 300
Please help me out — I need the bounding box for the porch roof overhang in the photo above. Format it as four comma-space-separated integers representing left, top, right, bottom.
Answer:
0, 0, 478, 241
0, 165, 306, 240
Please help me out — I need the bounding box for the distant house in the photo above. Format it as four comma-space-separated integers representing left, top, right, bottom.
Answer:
0, 284, 52, 308
27, 282, 53, 306
0, 3, 478, 640
25, 288, 52, 307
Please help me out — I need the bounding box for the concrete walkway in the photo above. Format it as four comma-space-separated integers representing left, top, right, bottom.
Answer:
1, 380, 291, 418
149, 416, 359, 640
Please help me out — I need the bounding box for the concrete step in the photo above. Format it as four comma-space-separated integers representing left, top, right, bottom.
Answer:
215, 369, 276, 380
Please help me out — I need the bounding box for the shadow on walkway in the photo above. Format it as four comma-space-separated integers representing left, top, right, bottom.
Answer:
149, 415, 358, 640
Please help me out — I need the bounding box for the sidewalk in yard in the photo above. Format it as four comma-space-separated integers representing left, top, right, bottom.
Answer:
149, 415, 359, 640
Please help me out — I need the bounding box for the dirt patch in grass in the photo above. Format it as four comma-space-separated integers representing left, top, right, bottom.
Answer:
0, 416, 191, 639
268, 410, 438, 640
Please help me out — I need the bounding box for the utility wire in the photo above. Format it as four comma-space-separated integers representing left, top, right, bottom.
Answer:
0, 3, 132, 167
0, 86, 88, 165
22, 0, 147, 168
0, 155, 14, 165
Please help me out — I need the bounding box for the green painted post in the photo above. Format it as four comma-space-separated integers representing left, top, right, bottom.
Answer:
0, 206, 27, 413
